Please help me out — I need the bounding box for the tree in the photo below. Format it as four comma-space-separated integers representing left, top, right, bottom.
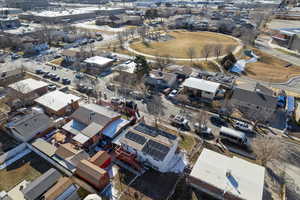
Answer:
214, 44, 223, 61
134, 55, 150, 78
196, 110, 209, 128
147, 95, 165, 127
117, 32, 124, 49
187, 47, 196, 64
252, 136, 283, 166
201, 45, 211, 62
221, 52, 236, 71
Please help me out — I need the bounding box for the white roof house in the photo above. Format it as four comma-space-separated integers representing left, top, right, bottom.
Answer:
182, 77, 220, 94
35, 90, 80, 112
9, 78, 48, 94
189, 148, 265, 200
84, 56, 113, 67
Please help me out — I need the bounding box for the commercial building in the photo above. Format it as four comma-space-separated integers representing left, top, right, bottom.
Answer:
115, 122, 179, 172
8, 78, 48, 105
84, 56, 114, 74
182, 77, 220, 101
272, 28, 300, 51
5, 0, 49, 10
189, 148, 265, 200
35, 90, 81, 116
19, 7, 98, 23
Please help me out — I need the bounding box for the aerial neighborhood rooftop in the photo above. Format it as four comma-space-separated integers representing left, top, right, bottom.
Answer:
0, 0, 300, 199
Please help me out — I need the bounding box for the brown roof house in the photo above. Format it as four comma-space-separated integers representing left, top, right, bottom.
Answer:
53, 143, 90, 172
44, 177, 80, 200
75, 159, 109, 190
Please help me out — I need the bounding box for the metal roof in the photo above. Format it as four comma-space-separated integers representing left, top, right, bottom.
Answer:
182, 77, 220, 93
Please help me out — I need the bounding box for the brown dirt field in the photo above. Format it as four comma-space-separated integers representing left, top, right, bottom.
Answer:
130, 30, 238, 59
244, 49, 300, 83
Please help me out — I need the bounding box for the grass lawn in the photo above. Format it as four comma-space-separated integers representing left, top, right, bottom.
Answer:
49, 57, 64, 66
243, 49, 300, 82
174, 60, 221, 72
0, 152, 52, 191
130, 30, 238, 59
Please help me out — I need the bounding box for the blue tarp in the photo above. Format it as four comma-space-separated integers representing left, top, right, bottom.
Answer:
287, 96, 295, 112
102, 118, 129, 139
71, 120, 87, 131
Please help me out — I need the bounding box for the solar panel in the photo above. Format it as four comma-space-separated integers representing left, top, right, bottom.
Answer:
142, 140, 170, 161
125, 131, 147, 145
134, 123, 177, 141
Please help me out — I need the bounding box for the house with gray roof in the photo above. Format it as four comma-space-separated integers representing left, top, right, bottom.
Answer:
7, 112, 53, 142
62, 103, 129, 148
230, 85, 277, 121
22, 168, 61, 200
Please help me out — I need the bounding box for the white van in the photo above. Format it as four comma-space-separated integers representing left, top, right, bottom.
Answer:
219, 126, 250, 147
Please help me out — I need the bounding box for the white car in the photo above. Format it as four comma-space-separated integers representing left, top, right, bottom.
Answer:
234, 121, 252, 131
168, 89, 178, 98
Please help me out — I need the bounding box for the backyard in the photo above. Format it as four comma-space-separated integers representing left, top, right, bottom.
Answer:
0, 152, 52, 191
129, 30, 239, 59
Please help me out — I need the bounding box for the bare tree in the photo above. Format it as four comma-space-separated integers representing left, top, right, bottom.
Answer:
87, 42, 95, 56
214, 44, 223, 61
187, 47, 196, 64
252, 136, 284, 166
117, 32, 124, 49
147, 95, 165, 127
201, 45, 211, 62
196, 110, 209, 128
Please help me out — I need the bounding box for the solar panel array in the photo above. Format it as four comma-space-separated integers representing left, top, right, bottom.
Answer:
134, 123, 177, 140
142, 139, 170, 161
125, 131, 147, 145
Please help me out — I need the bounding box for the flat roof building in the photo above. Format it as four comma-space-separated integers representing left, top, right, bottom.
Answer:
189, 148, 265, 200
35, 90, 81, 116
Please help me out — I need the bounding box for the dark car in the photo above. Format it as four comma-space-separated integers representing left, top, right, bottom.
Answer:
62, 78, 71, 85
48, 84, 57, 91
51, 75, 60, 81
210, 116, 228, 127
35, 69, 44, 74
43, 72, 51, 78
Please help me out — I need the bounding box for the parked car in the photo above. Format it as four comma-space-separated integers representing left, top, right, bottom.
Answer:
48, 84, 57, 91
106, 83, 115, 91
194, 123, 213, 136
111, 97, 124, 105
75, 73, 84, 79
169, 114, 189, 130
62, 78, 71, 85
35, 69, 44, 74
51, 75, 60, 82
233, 121, 252, 131
43, 72, 51, 78
168, 89, 178, 98
210, 116, 227, 127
